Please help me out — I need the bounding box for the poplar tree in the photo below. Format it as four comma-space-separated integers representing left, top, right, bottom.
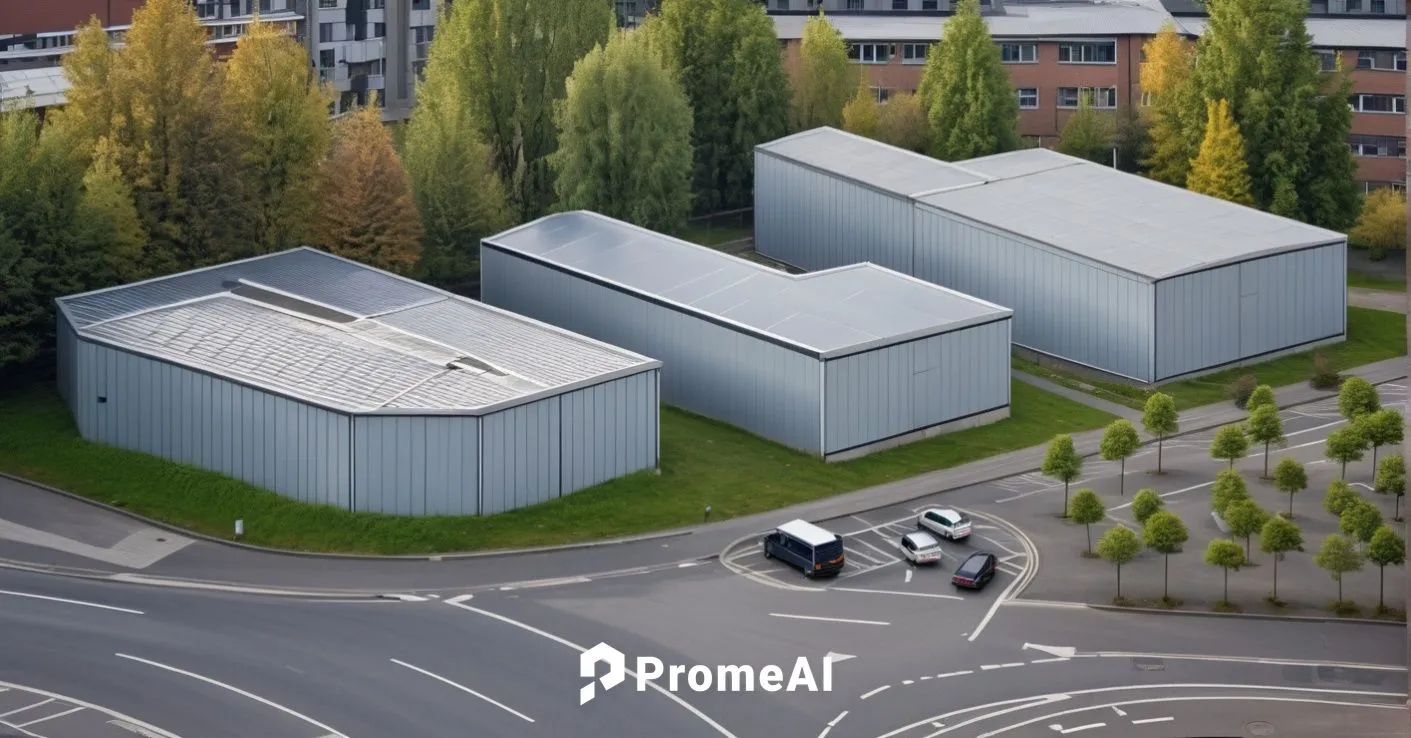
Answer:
550, 30, 694, 234
842, 80, 880, 139
73, 137, 146, 285
723, 1, 792, 210
1139, 22, 1199, 186
918, 0, 1019, 160
790, 11, 856, 131
1187, 99, 1254, 206
51, 19, 121, 153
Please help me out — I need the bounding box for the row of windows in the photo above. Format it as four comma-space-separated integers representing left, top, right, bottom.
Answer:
1349, 135, 1406, 158
1350, 93, 1406, 113
1319, 49, 1408, 72
1015, 86, 1118, 109
318, 21, 387, 43
318, 0, 432, 7
848, 40, 1117, 65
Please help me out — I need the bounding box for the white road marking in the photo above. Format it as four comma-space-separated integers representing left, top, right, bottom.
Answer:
937, 671, 973, 679
921, 676, 933, 680
817, 728, 832, 738
828, 587, 963, 600
497, 576, 591, 591
1090, 651, 1406, 671
855, 537, 901, 562
106, 573, 349, 598
963, 509, 1039, 643
107, 720, 176, 737
0, 700, 53, 719
904, 680, 915, 685
0, 683, 181, 738
1131, 717, 1173, 725
1004, 599, 1086, 609
445, 594, 473, 604
1024, 644, 1078, 658
976, 536, 1022, 557
114, 654, 349, 737
444, 600, 739, 738
770, 613, 890, 626
981, 663, 1024, 671
1049, 723, 1104, 734
678, 561, 703, 568
0, 589, 143, 615
390, 659, 534, 723
975, 695, 1405, 737
1110, 706, 1126, 717
905, 569, 913, 584
1110, 482, 1213, 511
378, 594, 428, 602
13, 705, 84, 727
1030, 658, 1071, 664
861, 685, 891, 700
829, 711, 849, 726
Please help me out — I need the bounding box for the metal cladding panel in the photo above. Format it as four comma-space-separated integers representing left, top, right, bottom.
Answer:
755, 151, 915, 273
353, 416, 479, 515
480, 398, 562, 515
912, 207, 1155, 381
1155, 244, 1346, 381
823, 319, 1011, 454
75, 341, 350, 507
56, 311, 76, 407
560, 370, 660, 494
482, 248, 823, 454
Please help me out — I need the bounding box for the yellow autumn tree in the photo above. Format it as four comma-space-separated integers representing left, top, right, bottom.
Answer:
1140, 22, 1199, 186
1187, 99, 1253, 206
842, 80, 880, 139
790, 11, 856, 130
314, 96, 424, 274
1350, 188, 1407, 260
52, 18, 122, 154
74, 136, 147, 283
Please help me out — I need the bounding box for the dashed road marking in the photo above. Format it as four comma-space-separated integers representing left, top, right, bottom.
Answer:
861, 685, 891, 700
981, 663, 1024, 671
1049, 722, 1105, 734
769, 613, 890, 626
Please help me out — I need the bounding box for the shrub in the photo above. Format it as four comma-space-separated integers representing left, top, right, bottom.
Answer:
1227, 374, 1259, 408
1311, 353, 1340, 390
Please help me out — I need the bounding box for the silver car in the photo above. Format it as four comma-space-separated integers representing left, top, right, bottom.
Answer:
900, 531, 944, 565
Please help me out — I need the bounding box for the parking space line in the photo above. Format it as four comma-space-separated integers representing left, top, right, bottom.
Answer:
391, 658, 534, 723
828, 587, 964, 601
13, 706, 84, 728
1131, 716, 1174, 725
977, 536, 1022, 557
0, 700, 53, 719
769, 613, 891, 626
854, 538, 901, 564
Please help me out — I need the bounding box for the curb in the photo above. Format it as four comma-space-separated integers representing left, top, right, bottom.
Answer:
1086, 602, 1407, 626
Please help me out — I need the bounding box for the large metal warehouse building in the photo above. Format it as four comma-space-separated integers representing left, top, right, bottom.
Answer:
755, 127, 1349, 383
55, 248, 662, 516
480, 210, 1014, 461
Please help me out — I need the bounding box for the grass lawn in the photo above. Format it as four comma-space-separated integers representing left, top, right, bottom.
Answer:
1011, 307, 1406, 412
0, 380, 1112, 555
679, 225, 751, 247
1349, 272, 1406, 293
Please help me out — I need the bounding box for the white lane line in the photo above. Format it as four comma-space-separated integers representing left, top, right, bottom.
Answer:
904, 680, 915, 685
1110, 706, 1126, 717
114, 654, 349, 737
994, 478, 1092, 504
855, 538, 902, 563
1003, 599, 1087, 609
981, 663, 1023, 671
965, 509, 1039, 643
1131, 717, 1173, 725
861, 685, 891, 700
905, 569, 913, 584
829, 711, 849, 727
0, 700, 53, 719
1030, 658, 1071, 665
445, 594, 473, 605
828, 587, 963, 600
937, 671, 974, 679
390, 659, 534, 723
0, 589, 143, 615
770, 613, 890, 626
13, 706, 84, 728
679, 562, 704, 568
976, 536, 1022, 557
1049, 723, 1104, 734
0, 684, 181, 738
846, 548, 887, 566
818, 728, 832, 738
498, 576, 591, 592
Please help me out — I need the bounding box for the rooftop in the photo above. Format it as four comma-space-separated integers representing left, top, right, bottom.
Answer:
0, 66, 68, 110
1177, 16, 1407, 49
757, 127, 990, 198
58, 248, 658, 415
482, 211, 1012, 359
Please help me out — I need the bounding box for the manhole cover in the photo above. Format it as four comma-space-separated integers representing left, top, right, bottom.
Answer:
1246, 721, 1276, 736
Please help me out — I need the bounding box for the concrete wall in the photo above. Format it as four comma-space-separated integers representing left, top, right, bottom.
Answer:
823, 318, 1012, 455
1154, 243, 1347, 381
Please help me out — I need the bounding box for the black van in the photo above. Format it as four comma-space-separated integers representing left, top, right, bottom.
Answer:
763, 519, 845, 578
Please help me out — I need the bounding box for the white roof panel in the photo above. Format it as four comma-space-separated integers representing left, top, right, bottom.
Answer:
757, 127, 989, 197
771, 1, 1175, 41
1178, 16, 1406, 49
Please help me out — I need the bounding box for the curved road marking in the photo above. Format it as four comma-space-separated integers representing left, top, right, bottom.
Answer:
444, 599, 740, 738
0, 588, 143, 615
958, 508, 1038, 643
114, 654, 349, 738
389, 659, 533, 723
0, 680, 184, 738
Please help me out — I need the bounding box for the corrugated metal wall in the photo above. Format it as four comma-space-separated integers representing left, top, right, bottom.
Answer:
482, 247, 824, 454
754, 152, 915, 274
352, 415, 480, 515
912, 206, 1156, 381
73, 342, 352, 507
56, 311, 76, 408
559, 369, 659, 493
1155, 243, 1346, 381
823, 319, 1012, 454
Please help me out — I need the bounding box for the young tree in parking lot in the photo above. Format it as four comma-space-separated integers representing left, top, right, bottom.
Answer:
1373, 455, 1406, 521
1099, 419, 1141, 497
1323, 479, 1360, 518
1143, 510, 1188, 601
790, 11, 856, 132
1056, 92, 1115, 165
1097, 525, 1142, 601
1068, 489, 1106, 556
1367, 525, 1406, 611
1185, 99, 1253, 206
1130, 489, 1164, 525
1209, 424, 1248, 469
1350, 188, 1407, 261
1245, 384, 1276, 413
917, 0, 1019, 160
1356, 408, 1404, 471
1324, 425, 1368, 479
875, 92, 931, 153
1204, 538, 1246, 605
1338, 376, 1381, 420
1141, 392, 1179, 474
1259, 515, 1303, 603
1210, 469, 1250, 518
1315, 533, 1364, 604
1042, 434, 1084, 517
1273, 457, 1308, 518
1338, 498, 1383, 545
842, 79, 880, 139
1244, 404, 1285, 479
1224, 499, 1270, 560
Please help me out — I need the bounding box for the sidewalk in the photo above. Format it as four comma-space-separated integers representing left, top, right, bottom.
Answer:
1350, 288, 1406, 313
1013, 371, 1143, 422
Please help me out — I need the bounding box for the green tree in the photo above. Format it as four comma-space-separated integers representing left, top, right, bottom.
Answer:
224, 16, 333, 256
789, 10, 856, 132
1056, 92, 1115, 164
1246, 384, 1276, 412
1350, 188, 1407, 260
722, 6, 792, 209
1098, 525, 1142, 600
1323, 479, 1359, 518
1301, 70, 1361, 231
403, 0, 511, 289
1367, 525, 1406, 611
1338, 377, 1381, 420
1224, 499, 1270, 559
1210, 424, 1249, 469
1211, 468, 1250, 517
1042, 434, 1084, 516
1140, 22, 1200, 186
1356, 408, 1403, 470
1204, 538, 1246, 604
460, 0, 614, 221
1142, 392, 1179, 474
72, 136, 145, 286
1143, 510, 1188, 601
1373, 454, 1406, 521
1099, 419, 1141, 497
917, 0, 1019, 160
1339, 498, 1383, 544
1273, 456, 1308, 518
1324, 425, 1368, 479
1260, 515, 1303, 602
1068, 488, 1106, 556
1112, 104, 1150, 173
1186, 99, 1253, 206
551, 29, 694, 234
842, 80, 880, 139
1314, 534, 1364, 603
1244, 404, 1285, 478
1131, 489, 1164, 525
875, 92, 930, 153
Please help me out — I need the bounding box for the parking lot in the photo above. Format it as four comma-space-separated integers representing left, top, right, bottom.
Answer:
0, 682, 180, 738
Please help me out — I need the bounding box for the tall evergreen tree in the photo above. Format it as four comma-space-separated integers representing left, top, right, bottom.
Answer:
789, 11, 856, 132
1057, 92, 1115, 164
723, 7, 791, 210
551, 29, 694, 234
72, 136, 146, 286
1140, 22, 1199, 185
1187, 99, 1254, 206
917, 0, 1019, 160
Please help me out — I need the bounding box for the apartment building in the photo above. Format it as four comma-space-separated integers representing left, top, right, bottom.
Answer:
769, 0, 1408, 189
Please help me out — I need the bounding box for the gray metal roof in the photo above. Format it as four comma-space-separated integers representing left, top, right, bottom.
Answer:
770, 0, 1175, 41
1178, 16, 1406, 49
0, 67, 69, 110
58, 248, 658, 415
757, 127, 990, 198
484, 211, 1012, 359
923, 149, 1346, 280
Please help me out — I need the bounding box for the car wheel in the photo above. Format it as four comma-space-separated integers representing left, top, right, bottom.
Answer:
763, 547, 772, 559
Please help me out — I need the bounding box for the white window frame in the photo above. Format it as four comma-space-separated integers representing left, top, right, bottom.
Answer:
1057, 86, 1117, 109
1016, 88, 1038, 109
849, 43, 894, 65
999, 43, 1037, 64
1350, 93, 1406, 113
901, 43, 932, 64
1057, 41, 1116, 65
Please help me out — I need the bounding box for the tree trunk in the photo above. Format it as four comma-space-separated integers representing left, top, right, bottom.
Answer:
1337, 575, 1343, 603
1288, 493, 1294, 518
1157, 435, 1164, 474
1263, 442, 1270, 477
1116, 564, 1122, 598
1272, 554, 1279, 599
1120, 458, 1126, 496
1372, 444, 1379, 472
1341, 460, 1347, 479
1396, 495, 1402, 521
1378, 564, 1385, 609
1163, 554, 1169, 599
1245, 535, 1251, 559
1085, 523, 1092, 554
1222, 567, 1229, 602
1063, 482, 1070, 517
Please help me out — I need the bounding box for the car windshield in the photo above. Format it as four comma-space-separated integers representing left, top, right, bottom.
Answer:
958, 557, 985, 575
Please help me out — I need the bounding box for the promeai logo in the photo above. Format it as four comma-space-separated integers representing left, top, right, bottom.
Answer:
578, 642, 836, 704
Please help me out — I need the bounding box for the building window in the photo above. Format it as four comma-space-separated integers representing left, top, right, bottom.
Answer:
319, 49, 335, 68
319, 22, 334, 42
1016, 88, 1038, 109
922, 0, 938, 7
846, 0, 863, 8
848, 44, 893, 64
1316, 49, 1339, 72
872, 86, 892, 102
1345, 0, 1363, 9
901, 43, 932, 64
413, 26, 435, 44
1351, 94, 1406, 113
1358, 50, 1406, 71
1139, 91, 1153, 107
1058, 86, 1117, 108
893, 0, 908, 8
373, 23, 386, 38
1057, 42, 1116, 64
1348, 134, 1406, 157
319, 0, 338, 6
1000, 43, 1037, 63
